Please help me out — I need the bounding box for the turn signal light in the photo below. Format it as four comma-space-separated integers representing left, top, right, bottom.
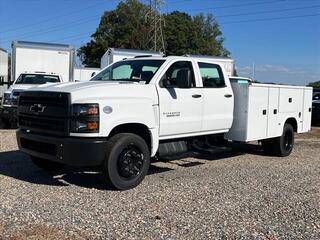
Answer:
87, 121, 99, 130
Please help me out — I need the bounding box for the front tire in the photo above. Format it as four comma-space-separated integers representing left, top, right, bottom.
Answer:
102, 133, 150, 190
30, 156, 65, 171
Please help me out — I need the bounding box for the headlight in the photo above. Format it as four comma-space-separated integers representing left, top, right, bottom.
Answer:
71, 104, 99, 133
72, 104, 99, 116
3, 93, 12, 105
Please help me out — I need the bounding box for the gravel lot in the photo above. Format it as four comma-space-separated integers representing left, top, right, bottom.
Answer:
0, 128, 319, 239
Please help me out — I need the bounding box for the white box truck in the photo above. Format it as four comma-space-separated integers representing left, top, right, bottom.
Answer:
74, 67, 100, 81
11, 41, 75, 82
0, 41, 75, 127
16, 56, 312, 190
100, 48, 163, 69
0, 48, 9, 100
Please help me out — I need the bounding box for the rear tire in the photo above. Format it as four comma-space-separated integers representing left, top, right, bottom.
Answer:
102, 133, 150, 190
262, 123, 294, 157
30, 156, 65, 171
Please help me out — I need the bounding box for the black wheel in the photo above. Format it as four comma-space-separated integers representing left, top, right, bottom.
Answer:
102, 133, 150, 190
30, 156, 65, 171
276, 123, 294, 157
263, 124, 294, 157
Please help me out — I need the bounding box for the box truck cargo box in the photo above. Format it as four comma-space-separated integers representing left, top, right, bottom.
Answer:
101, 48, 163, 69
11, 41, 75, 82
74, 67, 100, 81
0, 48, 9, 99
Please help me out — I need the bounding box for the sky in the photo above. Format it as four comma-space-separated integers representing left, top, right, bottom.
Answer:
0, 0, 319, 85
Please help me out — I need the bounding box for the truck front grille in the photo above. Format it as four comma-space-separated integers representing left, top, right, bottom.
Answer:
18, 91, 70, 135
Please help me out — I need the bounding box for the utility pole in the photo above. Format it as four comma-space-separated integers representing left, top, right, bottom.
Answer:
146, 0, 166, 53
252, 62, 255, 80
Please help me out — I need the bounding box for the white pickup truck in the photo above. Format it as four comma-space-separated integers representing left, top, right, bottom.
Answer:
16, 56, 313, 190
0, 72, 62, 127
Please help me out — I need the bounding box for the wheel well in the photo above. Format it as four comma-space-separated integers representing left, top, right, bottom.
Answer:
109, 123, 152, 151
285, 118, 297, 132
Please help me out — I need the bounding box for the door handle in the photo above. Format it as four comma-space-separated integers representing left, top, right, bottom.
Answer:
192, 94, 202, 98
224, 94, 233, 98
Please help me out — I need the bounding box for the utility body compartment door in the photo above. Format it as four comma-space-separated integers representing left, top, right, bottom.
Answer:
267, 87, 282, 138
246, 86, 269, 140
302, 89, 312, 132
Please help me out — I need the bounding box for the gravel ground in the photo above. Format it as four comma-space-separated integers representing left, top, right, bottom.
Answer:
0, 128, 319, 239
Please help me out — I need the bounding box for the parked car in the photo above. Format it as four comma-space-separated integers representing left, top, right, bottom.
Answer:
312, 89, 320, 124
16, 56, 312, 190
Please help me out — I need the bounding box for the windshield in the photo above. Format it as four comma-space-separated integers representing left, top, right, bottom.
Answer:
91, 59, 165, 84
16, 74, 60, 84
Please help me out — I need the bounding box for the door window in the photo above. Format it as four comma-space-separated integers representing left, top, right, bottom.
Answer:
198, 62, 226, 88
160, 61, 195, 88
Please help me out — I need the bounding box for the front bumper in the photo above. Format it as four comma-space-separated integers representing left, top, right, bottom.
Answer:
16, 129, 107, 166
0, 106, 17, 122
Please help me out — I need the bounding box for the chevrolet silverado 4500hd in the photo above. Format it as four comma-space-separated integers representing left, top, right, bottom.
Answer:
16, 56, 313, 190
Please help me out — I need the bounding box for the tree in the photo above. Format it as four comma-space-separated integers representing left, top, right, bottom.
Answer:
78, 1, 230, 67
164, 12, 229, 56
308, 81, 320, 88
78, 0, 150, 67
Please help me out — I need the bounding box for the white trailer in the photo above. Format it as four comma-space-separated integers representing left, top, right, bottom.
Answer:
74, 67, 100, 82
101, 48, 163, 69
11, 41, 75, 82
0, 48, 9, 99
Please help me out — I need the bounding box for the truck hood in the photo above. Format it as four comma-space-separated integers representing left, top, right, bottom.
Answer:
6, 83, 57, 93
25, 81, 159, 104
8, 84, 38, 92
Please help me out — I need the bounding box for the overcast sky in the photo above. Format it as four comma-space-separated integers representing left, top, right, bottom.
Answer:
0, 0, 319, 85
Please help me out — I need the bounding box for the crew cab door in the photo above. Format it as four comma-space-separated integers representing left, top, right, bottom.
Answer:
196, 61, 234, 132
157, 60, 203, 137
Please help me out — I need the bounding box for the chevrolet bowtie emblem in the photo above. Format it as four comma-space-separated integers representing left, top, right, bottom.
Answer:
30, 104, 46, 114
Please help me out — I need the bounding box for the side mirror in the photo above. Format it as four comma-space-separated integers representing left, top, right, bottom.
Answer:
0, 76, 4, 86
162, 78, 173, 88
91, 72, 96, 77
177, 69, 192, 88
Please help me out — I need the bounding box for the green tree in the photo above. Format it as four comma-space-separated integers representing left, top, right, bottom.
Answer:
309, 81, 320, 88
78, 0, 150, 67
78, 1, 230, 67
164, 11, 229, 56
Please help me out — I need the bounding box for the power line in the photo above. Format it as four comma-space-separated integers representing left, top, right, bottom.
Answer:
221, 13, 320, 24
175, 0, 285, 12
52, 11, 320, 45
0, 16, 100, 44
0, 0, 116, 34
2, 0, 318, 47
215, 4, 320, 18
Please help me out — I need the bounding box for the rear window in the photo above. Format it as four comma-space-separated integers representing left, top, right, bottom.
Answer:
198, 62, 225, 88
16, 74, 60, 84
